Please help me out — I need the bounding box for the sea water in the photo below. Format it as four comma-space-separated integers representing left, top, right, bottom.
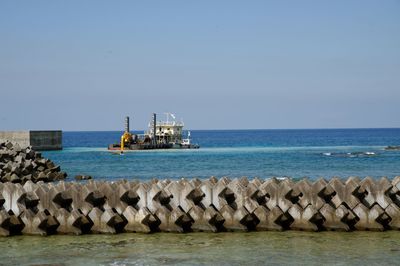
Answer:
4, 128, 400, 265
43, 128, 400, 180
2, 232, 400, 265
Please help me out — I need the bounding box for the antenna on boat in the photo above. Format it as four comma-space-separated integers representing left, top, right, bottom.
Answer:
153, 113, 157, 145
164, 112, 169, 123
164, 112, 176, 123
125, 116, 130, 133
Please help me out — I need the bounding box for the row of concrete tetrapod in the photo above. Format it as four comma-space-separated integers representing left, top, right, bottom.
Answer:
1, 176, 400, 236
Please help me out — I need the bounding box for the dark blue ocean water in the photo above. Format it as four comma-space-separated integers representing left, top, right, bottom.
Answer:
43, 129, 400, 180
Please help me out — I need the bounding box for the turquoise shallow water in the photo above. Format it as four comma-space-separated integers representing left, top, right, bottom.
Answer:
2, 231, 400, 265
43, 129, 400, 180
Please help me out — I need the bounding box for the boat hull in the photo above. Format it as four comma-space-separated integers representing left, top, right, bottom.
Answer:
108, 143, 199, 151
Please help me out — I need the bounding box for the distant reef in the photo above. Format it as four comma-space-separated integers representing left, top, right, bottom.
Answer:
385, 146, 400, 151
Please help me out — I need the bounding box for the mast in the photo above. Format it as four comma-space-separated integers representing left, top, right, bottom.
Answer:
153, 113, 157, 145
125, 116, 130, 133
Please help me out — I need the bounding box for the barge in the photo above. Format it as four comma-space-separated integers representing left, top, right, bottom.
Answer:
108, 113, 200, 151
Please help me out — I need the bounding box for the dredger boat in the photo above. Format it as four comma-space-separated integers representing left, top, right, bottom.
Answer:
108, 113, 200, 151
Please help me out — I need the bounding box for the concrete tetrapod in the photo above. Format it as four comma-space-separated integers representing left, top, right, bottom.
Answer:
0, 177, 399, 235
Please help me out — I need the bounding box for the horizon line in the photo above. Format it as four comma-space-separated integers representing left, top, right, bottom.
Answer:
58, 127, 400, 132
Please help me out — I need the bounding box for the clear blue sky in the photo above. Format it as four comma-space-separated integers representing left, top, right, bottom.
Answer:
0, 1, 399, 130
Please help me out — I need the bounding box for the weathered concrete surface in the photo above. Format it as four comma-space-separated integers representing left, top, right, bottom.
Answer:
0, 132, 30, 148
0, 131, 62, 151
0, 177, 399, 236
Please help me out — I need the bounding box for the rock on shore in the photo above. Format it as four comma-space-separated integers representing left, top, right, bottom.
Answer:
0, 141, 67, 183
75, 175, 93, 181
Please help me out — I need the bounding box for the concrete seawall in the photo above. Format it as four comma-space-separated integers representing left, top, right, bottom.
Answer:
0, 131, 62, 151
1, 176, 400, 236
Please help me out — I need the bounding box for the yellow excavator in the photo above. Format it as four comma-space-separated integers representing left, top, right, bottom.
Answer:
120, 131, 133, 153
120, 117, 133, 153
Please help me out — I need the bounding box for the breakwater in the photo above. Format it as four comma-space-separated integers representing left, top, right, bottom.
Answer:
0, 176, 400, 236
0, 141, 67, 183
